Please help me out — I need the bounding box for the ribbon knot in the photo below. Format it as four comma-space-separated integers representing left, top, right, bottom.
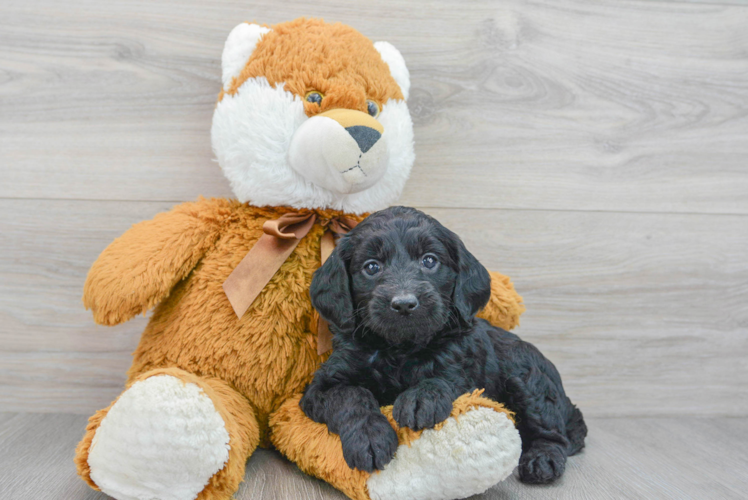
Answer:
222, 211, 358, 355
318, 215, 358, 264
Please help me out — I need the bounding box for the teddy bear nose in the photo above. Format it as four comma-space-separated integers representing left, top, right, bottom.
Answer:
390, 294, 419, 315
345, 126, 381, 153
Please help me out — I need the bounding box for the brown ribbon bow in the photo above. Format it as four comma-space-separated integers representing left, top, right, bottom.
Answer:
222, 211, 358, 355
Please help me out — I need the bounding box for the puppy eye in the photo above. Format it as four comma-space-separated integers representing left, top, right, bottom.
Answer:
305, 91, 324, 105
366, 100, 380, 117
363, 260, 381, 276
422, 254, 438, 270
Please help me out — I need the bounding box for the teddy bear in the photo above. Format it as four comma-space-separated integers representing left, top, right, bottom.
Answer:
74, 18, 526, 500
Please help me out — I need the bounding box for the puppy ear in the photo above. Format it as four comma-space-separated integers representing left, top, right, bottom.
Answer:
310, 237, 355, 335
452, 237, 492, 324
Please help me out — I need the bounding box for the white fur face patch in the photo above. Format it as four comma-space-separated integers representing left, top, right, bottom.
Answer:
87, 375, 230, 500
211, 77, 414, 214
366, 408, 522, 500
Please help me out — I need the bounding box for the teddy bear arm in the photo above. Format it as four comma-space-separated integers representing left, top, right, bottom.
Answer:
83, 203, 224, 326
476, 270, 525, 331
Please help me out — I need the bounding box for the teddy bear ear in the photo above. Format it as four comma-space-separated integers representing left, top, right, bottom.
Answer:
221, 23, 271, 91
374, 41, 410, 101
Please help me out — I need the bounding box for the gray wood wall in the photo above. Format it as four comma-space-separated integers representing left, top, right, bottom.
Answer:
1, 0, 747, 417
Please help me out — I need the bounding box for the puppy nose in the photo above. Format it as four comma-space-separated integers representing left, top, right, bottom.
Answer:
345, 126, 381, 153
390, 294, 419, 315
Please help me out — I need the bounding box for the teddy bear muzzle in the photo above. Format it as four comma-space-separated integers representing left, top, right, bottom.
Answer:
288, 108, 390, 195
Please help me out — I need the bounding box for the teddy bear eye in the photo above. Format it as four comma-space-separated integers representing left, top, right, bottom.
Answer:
366, 100, 380, 117
305, 91, 323, 105
422, 254, 438, 269
363, 260, 381, 276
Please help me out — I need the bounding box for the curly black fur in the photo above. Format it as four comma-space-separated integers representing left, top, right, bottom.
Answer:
301, 206, 586, 483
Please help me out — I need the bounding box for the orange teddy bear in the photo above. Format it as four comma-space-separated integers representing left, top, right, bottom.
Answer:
74, 18, 525, 500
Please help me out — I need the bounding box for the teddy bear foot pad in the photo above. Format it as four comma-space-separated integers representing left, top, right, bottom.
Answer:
87, 375, 231, 500
367, 406, 521, 500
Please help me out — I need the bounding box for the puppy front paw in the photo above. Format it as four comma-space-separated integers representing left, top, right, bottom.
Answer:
392, 383, 453, 431
518, 441, 567, 484
340, 413, 399, 472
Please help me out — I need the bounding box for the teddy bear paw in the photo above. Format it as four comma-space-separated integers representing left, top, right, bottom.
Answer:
87, 374, 230, 500
366, 406, 521, 500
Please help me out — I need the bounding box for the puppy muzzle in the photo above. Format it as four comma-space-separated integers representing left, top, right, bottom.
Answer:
288, 109, 389, 194
366, 282, 447, 346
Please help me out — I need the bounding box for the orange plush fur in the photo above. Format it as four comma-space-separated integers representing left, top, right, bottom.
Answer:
221, 18, 404, 115
75, 17, 525, 500
75, 199, 523, 496
270, 391, 515, 500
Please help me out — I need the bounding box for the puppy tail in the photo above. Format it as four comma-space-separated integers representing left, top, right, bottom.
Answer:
565, 405, 587, 456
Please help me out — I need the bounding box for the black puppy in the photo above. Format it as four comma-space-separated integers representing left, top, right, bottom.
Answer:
301, 206, 586, 484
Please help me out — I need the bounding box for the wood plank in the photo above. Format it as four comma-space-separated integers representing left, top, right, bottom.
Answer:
1, 199, 746, 416
0, 413, 101, 499
1, 413, 747, 499
0, 200, 171, 413
427, 207, 748, 418
1, 0, 747, 214
672, 0, 748, 5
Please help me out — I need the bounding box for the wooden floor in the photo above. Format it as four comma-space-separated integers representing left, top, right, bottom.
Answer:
2, 413, 747, 500
1, 0, 748, 498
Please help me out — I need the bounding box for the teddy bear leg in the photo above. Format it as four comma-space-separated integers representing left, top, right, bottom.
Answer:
75, 367, 259, 500
269, 391, 522, 500
269, 393, 371, 500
